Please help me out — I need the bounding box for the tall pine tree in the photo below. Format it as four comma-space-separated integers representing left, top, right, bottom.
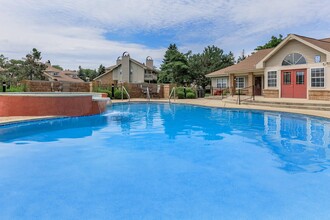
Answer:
158, 44, 190, 84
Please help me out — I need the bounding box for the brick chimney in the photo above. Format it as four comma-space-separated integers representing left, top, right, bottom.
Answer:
146, 56, 153, 68
121, 52, 130, 83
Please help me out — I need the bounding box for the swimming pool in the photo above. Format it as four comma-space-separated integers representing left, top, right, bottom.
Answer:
1, 103, 330, 219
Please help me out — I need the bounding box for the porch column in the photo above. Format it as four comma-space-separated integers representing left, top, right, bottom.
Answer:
229, 74, 235, 95
247, 72, 253, 96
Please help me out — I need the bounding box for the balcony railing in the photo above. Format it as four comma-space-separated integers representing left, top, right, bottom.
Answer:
144, 74, 157, 80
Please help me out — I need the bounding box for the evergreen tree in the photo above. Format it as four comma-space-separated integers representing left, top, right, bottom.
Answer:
158, 44, 190, 84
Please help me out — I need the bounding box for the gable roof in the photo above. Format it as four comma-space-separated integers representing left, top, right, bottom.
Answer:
256, 34, 330, 68
94, 56, 158, 81
94, 64, 121, 80
206, 48, 273, 77
320, 38, 330, 43
45, 65, 62, 73
130, 58, 156, 71
44, 66, 84, 83
295, 34, 330, 52
44, 71, 84, 83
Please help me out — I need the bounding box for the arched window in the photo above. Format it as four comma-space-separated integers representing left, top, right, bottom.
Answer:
282, 53, 306, 66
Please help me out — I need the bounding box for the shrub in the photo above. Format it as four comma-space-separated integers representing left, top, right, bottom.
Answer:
96, 88, 111, 97
186, 88, 195, 94
175, 87, 196, 99
176, 87, 184, 94
177, 91, 185, 99
7, 85, 25, 92
186, 92, 196, 99
114, 89, 128, 99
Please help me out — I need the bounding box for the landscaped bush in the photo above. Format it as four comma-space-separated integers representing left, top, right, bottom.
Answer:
7, 85, 26, 92
186, 92, 196, 99
114, 89, 128, 99
96, 88, 112, 97
175, 86, 197, 99
177, 91, 185, 99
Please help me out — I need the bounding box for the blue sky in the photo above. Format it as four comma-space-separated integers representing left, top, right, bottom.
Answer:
0, 0, 330, 69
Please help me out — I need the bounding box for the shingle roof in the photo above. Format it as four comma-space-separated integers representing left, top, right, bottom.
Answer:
44, 67, 84, 83
206, 48, 273, 77
320, 38, 330, 43
294, 34, 330, 52
94, 64, 121, 80
45, 65, 62, 73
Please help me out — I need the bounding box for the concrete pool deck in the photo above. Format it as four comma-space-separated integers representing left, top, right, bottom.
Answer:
1, 98, 330, 125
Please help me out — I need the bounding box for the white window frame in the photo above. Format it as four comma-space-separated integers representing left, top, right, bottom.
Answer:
216, 77, 228, 89
267, 71, 277, 87
310, 68, 325, 88
236, 77, 245, 89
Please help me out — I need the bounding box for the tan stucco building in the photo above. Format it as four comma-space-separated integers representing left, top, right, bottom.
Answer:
206, 34, 330, 100
94, 52, 158, 85
44, 61, 84, 83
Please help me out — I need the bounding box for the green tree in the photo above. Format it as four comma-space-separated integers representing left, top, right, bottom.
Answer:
255, 34, 284, 50
23, 48, 46, 80
78, 66, 98, 81
188, 46, 235, 88
158, 44, 190, 84
0, 55, 26, 85
98, 64, 106, 76
0, 54, 7, 68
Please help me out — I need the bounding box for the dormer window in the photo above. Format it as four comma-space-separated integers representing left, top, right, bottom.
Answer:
53, 72, 59, 76
282, 53, 306, 66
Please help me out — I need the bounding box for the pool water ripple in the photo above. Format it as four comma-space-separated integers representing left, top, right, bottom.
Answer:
0, 103, 330, 219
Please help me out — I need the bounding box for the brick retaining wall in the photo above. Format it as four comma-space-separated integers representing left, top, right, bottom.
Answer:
263, 89, 279, 98
23, 80, 91, 92
309, 90, 330, 101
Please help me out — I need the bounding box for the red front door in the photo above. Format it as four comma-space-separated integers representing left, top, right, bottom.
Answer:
281, 69, 307, 98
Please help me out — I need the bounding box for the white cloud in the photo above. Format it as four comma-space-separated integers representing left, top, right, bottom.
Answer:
0, 0, 329, 69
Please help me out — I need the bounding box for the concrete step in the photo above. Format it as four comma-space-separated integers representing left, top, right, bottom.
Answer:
243, 100, 330, 107
239, 101, 330, 111
214, 96, 330, 110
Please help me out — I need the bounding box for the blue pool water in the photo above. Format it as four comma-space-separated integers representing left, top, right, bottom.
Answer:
1, 103, 330, 219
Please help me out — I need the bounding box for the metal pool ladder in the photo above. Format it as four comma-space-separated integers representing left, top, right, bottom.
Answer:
169, 87, 176, 103
121, 85, 131, 102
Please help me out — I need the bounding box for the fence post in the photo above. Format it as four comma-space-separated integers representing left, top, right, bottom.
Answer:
238, 89, 241, 105
121, 84, 123, 100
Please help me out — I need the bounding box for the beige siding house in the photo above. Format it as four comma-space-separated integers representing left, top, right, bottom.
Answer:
206, 34, 330, 100
94, 52, 158, 84
44, 61, 84, 83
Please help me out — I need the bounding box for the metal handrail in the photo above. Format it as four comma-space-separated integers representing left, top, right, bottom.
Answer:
220, 87, 231, 100
237, 85, 255, 105
146, 87, 151, 101
169, 87, 176, 103
121, 85, 131, 102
